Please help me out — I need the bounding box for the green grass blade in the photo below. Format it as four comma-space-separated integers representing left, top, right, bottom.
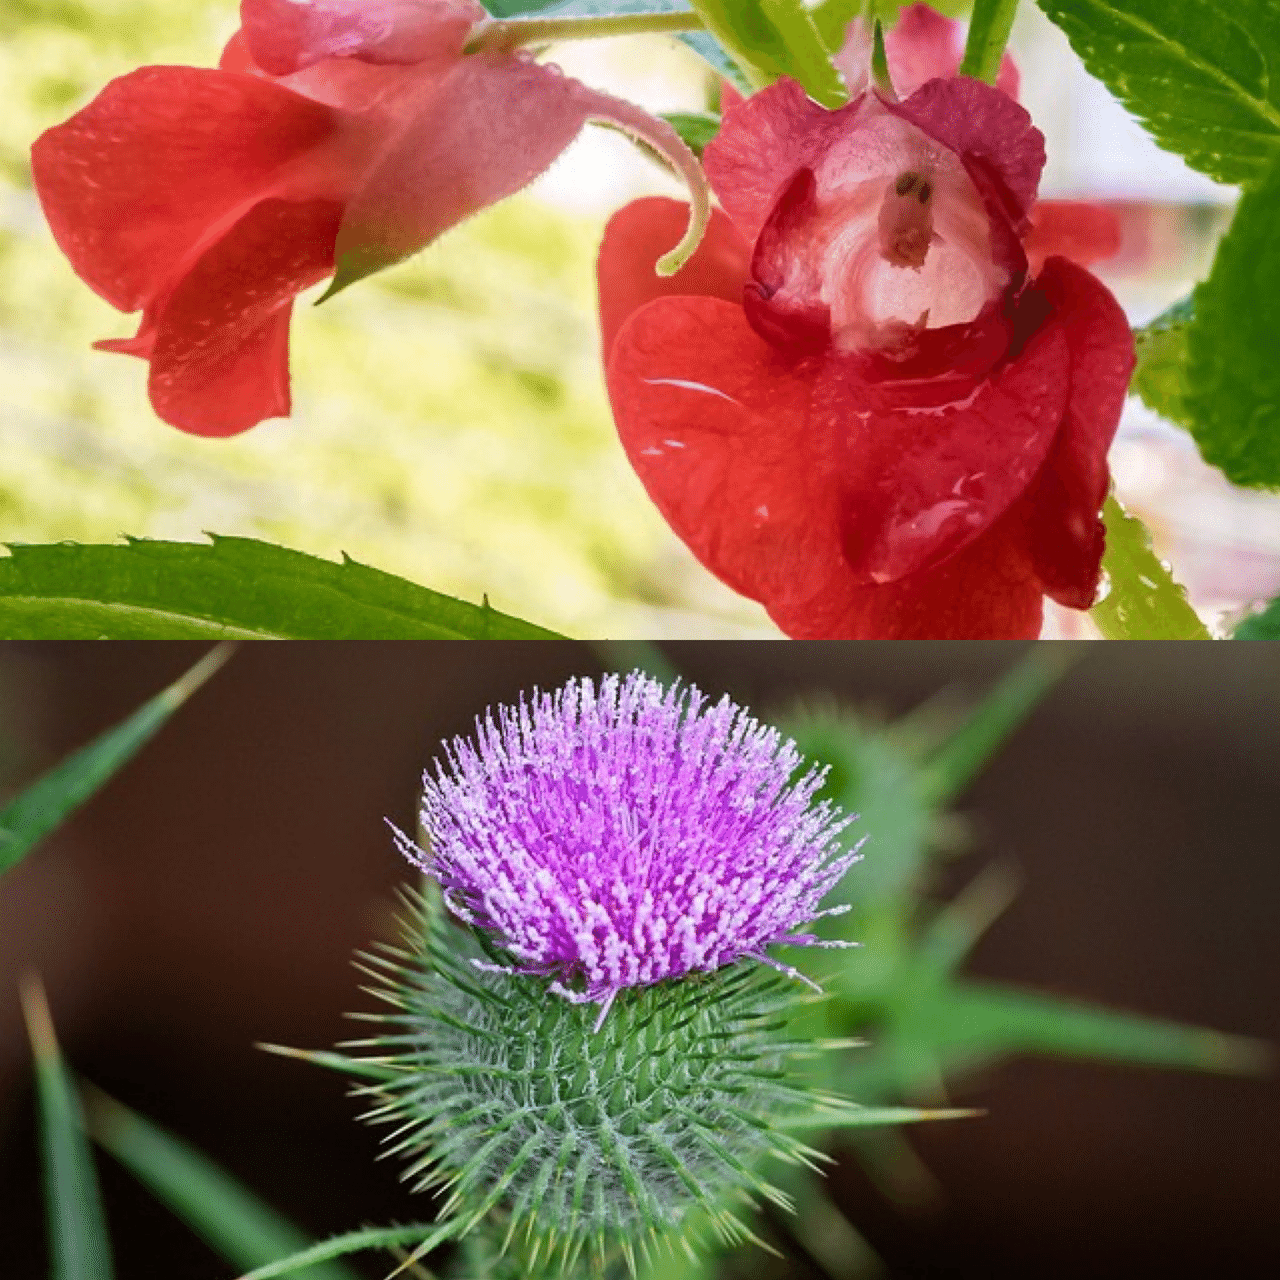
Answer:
919, 646, 1080, 803
256, 1042, 403, 1082
784, 1102, 979, 1129
19, 976, 114, 1280
237, 1222, 459, 1280
766, 1163, 884, 1279
0, 537, 563, 639
934, 979, 1271, 1076
0, 644, 235, 876
83, 1086, 360, 1280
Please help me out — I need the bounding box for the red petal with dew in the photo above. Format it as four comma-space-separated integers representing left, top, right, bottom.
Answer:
830, 318, 1071, 585
597, 197, 750, 360
141, 197, 344, 436
332, 53, 594, 288
607, 296, 851, 614
240, 0, 482, 75
1010, 256, 1135, 607
769, 504, 1044, 639
30, 67, 339, 314
1025, 199, 1123, 274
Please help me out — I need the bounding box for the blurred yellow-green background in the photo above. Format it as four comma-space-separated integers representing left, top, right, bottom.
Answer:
3, 1, 1279, 637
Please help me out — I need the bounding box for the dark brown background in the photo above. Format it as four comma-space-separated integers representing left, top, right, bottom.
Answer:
0, 642, 1276, 1278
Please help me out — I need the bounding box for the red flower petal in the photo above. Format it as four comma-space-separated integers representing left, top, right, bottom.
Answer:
704, 77, 845, 241
141, 198, 344, 436
219, 30, 258, 73
597, 197, 750, 360
607, 296, 851, 615
1025, 199, 1123, 274
240, 0, 482, 76
1012, 256, 1135, 607
769, 505, 1044, 639
30, 67, 340, 314
331, 53, 597, 291
831, 317, 1070, 585
608, 292, 1048, 639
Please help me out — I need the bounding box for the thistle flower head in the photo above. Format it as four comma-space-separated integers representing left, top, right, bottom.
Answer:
394, 672, 860, 1020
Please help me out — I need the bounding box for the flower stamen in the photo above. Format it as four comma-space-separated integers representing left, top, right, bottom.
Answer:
879, 169, 936, 269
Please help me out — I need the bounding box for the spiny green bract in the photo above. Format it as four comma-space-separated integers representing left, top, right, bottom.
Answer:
341, 889, 830, 1277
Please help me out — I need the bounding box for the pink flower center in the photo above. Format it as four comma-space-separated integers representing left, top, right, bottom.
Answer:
765, 97, 1012, 352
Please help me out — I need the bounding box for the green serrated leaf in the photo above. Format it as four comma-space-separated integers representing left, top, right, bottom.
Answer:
1132, 294, 1195, 429
1233, 592, 1280, 637
1035, 0, 1280, 186
660, 110, 722, 156
811, 1, 873, 51
0, 644, 233, 876
1090, 496, 1209, 639
960, 0, 1020, 83
688, 0, 793, 86
689, 0, 849, 99
83, 1087, 358, 1280
760, 0, 849, 104
20, 978, 114, 1280
1185, 153, 1280, 488
0, 537, 562, 639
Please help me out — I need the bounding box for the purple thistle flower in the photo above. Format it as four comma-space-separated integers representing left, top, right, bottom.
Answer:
393, 672, 861, 1026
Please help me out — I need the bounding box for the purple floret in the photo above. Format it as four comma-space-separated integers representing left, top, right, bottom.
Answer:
393, 672, 861, 1023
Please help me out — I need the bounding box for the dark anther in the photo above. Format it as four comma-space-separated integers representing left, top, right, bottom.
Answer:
916, 180, 933, 204
895, 172, 920, 196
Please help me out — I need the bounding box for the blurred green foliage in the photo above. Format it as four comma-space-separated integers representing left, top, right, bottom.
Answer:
0, 644, 232, 874
0, 0, 773, 638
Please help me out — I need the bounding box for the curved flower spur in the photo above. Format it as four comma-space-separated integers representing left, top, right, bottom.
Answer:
326, 673, 919, 1277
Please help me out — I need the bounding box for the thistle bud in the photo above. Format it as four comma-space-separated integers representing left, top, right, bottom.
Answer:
345, 673, 863, 1275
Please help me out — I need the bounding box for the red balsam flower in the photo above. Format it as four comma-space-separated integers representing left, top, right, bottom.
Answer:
32, 0, 703, 437
599, 4, 1135, 639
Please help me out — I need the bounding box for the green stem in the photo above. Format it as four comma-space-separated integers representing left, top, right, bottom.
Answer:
466, 12, 704, 55
870, 17, 894, 97
1090, 495, 1211, 640
959, 0, 1020, 84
